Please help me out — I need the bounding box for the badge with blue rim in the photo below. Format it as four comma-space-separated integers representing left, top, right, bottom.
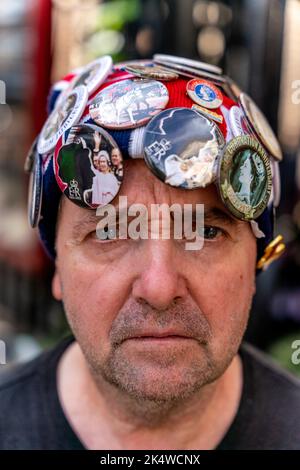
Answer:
187, 79, 223, 110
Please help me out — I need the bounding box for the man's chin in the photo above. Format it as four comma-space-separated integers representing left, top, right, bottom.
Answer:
101, 349, 215, 403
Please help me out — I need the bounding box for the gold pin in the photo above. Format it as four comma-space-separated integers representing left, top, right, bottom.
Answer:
256, 235, 286, 270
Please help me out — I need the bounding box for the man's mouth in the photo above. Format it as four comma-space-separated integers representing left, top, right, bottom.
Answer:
124, 330, 197, 343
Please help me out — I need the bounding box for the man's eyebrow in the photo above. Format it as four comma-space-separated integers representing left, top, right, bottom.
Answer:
203, 206, 238, 226
71, 212, 100, 239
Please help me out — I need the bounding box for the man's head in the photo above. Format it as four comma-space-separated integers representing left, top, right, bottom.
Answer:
52, 159, 256, 405
25, 54, 285, 410
111, 147, 122, 167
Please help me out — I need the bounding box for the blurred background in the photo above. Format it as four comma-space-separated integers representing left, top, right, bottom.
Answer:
0, 0, 300, 371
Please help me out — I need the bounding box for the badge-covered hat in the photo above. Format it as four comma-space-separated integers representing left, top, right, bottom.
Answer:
25, 54, 285, 271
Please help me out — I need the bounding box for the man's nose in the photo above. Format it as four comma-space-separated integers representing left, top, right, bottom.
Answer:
132, 241, 188, 310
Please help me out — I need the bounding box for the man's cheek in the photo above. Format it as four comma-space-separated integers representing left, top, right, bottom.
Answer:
198, 265, 253, 338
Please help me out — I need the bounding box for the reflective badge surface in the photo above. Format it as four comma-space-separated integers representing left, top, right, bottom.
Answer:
143, 107, 225, 189
54, 124, 123, 208
28, 147, 43, 228
38, 85, 88, 154
89, 79, 169, 130
218, 135, 272, 220
124, 64, 178, 81
229, 105, 251, 137
68, 56, 113, 96
240, 93, 282, 161
187, 79, 223, 109
153, 54, 223, 75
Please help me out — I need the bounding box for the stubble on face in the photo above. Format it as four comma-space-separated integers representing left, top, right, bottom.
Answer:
62, 292, 251, 423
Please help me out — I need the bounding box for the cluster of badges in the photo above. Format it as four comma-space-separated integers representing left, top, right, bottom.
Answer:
54, 124, 124, 208
29, 53, 283, 231
218, 135, 272, 220
143, 107, 225, 189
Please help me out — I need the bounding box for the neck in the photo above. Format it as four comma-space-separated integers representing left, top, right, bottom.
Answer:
57, 342, 243, 450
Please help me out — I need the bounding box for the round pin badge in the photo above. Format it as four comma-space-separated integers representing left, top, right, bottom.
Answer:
54, 123, 123, 208
154, 58, 226, 84
153, 54, 222, 75
124, 64, 178, 81
240, 93, 282, 161
143, 107, 225, 189
38, 85, 88, 155
28, 147, 43, 228
229, 106, 251, 137
70, 56, 113, 95
55, 56, 113, 110
187, 79, 223, 110
24, 137, 39, 174
89, 79, 169, 130
218, 135, 272, 220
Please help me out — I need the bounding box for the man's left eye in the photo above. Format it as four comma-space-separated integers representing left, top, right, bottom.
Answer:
203, 226, 224, 240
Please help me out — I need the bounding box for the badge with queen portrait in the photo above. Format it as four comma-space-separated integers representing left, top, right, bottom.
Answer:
218, 135, 272, 221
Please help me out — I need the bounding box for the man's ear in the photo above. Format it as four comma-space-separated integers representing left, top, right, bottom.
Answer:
52, 270, 62, 301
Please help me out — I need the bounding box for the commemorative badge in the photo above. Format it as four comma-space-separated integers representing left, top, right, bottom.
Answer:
143, 107, 225, 189
218, 135, 272, 220
38, 85, 88, 154
187, 79, 223, 109
240, 93, 282, 161
229, 106, 251, 137
154, 58, 226, 84
56, 56, 113, 109
54, 124, 123, 208
24, 137, 39, 174
89, 79, 169, 130
124, 64, 178, 81
68, 56, 113, 96
53, 124, 123, 209
153, 54, 222, 75
192, 104, 223, 124
28, 146, 43, 228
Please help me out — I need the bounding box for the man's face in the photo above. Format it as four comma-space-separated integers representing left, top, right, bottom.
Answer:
53, 160, 256, 404
111, 149, 121, 166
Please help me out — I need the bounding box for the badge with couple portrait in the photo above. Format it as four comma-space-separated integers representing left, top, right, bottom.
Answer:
54, 124, 124, 209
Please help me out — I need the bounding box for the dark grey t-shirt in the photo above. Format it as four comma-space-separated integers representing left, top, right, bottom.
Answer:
0, 336, 299, 450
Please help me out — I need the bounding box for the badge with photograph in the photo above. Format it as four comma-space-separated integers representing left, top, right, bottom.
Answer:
28, 147, 43, 228
153, 54, 223, 75
239, 93, 283, 161
38, 85, 88, 155
229, 105, 251, 137
124, 63, 178, 81
187, 79, 223, 109
218, 135, 272, 220
143, 107, 225, 189
54, 124, 123, 209
89, 79, 169, 130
